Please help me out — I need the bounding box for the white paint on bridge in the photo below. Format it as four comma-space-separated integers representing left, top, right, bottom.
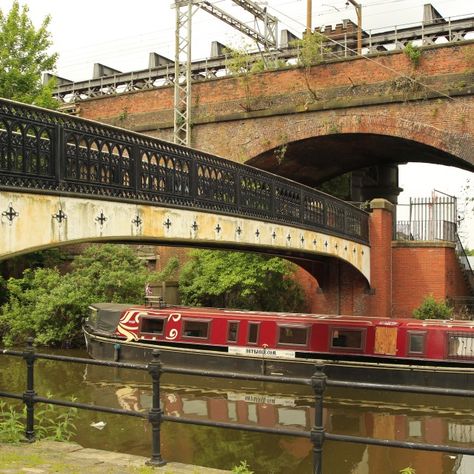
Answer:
0, 191, 370, 282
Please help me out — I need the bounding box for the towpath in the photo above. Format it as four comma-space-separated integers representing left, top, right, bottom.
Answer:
0, 441, 231, 474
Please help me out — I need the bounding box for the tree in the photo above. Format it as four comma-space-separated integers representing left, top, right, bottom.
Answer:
0, 1, 58, 108
0, 244, 173, 347
179, 250, 306, 312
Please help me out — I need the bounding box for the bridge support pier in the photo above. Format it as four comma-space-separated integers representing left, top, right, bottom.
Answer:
369, 199, 394, 318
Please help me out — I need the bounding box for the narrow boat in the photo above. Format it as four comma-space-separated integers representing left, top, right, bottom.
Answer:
83, 302, 474, 390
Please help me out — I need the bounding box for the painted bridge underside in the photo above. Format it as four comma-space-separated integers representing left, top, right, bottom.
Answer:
0, 99, 370, 280
0, 191, 370, 280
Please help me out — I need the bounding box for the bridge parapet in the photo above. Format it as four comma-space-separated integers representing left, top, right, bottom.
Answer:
0, 98, 368, 245
52, 14, 474, 102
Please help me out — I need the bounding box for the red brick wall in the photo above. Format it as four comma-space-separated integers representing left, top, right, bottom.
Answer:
78, 43, 474, 123
392, 243, 471, 318
294, 260, 370, 315
368, 200, 394, 318
75, 43, 474, 169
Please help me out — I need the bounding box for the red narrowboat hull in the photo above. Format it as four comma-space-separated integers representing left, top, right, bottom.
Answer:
83, 326, 474, 390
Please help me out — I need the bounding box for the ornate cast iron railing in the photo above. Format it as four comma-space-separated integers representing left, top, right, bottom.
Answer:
0, 98, 369, 243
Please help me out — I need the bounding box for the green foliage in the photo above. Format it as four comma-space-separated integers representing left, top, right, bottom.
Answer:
225, 47, 253, 76
1, 247, 69, 279
0, 275, 8, 306
0, 401, 24, 443
0, 244, 170, 347
291, 32, 326, 68
317, 173, 352, 200
0, 0, 58, 108
400, 467, 416, 474
0, 397, 77, 443
403, 42, 422, 68
413, 294, 453, 320
232, 460, 254, 474
179, 250, 306, 312
225, 47, 286, 76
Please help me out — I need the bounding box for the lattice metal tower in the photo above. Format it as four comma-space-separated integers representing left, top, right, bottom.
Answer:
173, 0, 279, 146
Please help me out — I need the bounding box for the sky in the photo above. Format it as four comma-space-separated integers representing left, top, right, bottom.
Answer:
1, 0, 473, 246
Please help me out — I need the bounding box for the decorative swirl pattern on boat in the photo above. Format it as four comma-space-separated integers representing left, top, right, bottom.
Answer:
116, 310, 142, 342
165, 328, 179, 341
165, 313, 182, 340
168, 313, 182, 323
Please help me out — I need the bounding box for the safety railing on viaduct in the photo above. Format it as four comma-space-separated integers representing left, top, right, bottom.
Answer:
0, 98, 369, 244
52, 14, 474, 103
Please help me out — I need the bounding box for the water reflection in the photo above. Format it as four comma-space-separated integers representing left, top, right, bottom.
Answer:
0, 349, 472, 474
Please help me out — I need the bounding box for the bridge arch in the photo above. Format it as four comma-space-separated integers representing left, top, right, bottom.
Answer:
239, 111, 474, 186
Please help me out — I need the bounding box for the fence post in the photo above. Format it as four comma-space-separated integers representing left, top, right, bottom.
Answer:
311, 365, 327, 474
22, 338, 37, 442
146, 350, 166, 467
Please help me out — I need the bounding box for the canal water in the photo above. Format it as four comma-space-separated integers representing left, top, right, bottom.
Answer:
0, 349, 473, 474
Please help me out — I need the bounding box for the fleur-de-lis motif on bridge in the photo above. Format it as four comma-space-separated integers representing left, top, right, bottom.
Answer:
95, 210, 107, 227
2, 204, 19, 223
52, 209, 67, 224
132, 215, 143, 228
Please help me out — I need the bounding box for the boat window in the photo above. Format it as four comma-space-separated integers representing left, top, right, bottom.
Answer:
248, 323, 259, 344
331, 328, 364, 350
447, 333, 474, 359
278, 325, 308, 346
140, 317, 166, 335
183, 319, 210, 339
227, 321, 239, 343
408, 331, 426, 355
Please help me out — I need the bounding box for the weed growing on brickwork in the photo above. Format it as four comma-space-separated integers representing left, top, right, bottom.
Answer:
403, 42, 422, 68
118, 107, 128, 122
291, 32, 326, 68
400, 467, 416, 474
290, 32, 327, 105
274, 143, 287, 164
224, 46, 285, 112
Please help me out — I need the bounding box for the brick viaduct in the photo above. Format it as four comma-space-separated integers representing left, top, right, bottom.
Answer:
73, 41, 474, 318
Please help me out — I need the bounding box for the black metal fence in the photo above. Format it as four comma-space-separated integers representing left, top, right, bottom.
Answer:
1, 342, 473, 474
0, 98, 368, 244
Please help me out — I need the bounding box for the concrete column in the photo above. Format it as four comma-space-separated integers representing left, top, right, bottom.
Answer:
369, 198, 394, 318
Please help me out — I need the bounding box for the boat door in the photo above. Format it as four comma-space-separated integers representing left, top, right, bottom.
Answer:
373, 323, 398, 356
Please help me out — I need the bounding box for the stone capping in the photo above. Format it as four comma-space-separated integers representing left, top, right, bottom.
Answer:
370, 198, 394, 213
392, 240, 456, 249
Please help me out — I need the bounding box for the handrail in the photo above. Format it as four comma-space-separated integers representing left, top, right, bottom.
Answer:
0, 98, 369, 244
1, 343, 473, 474
52, 13, 474, 102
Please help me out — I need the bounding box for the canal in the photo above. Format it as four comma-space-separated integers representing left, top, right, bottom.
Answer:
1, 348, 473, 474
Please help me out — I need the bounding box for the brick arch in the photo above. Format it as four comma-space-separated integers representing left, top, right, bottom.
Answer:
241, 111, 474, 170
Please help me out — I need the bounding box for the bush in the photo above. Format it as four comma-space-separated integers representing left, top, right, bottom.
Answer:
179, 250, 306, 312
413, 294, 453, 320
0, 244, 170, 347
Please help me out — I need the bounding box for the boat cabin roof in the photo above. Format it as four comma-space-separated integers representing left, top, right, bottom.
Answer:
90, 303, 474, 330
